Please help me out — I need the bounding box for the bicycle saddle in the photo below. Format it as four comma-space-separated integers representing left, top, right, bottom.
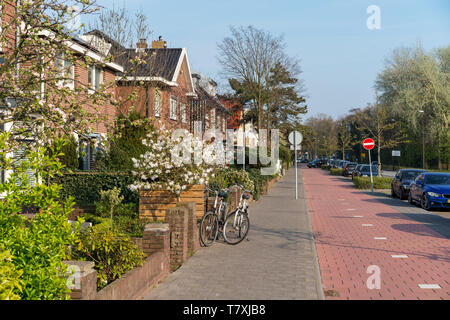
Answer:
219, 191, 229, 198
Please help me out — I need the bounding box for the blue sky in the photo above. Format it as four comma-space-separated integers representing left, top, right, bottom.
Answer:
85, 0, 450, 120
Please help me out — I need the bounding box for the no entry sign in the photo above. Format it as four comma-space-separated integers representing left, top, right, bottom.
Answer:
363, 138, 375, 150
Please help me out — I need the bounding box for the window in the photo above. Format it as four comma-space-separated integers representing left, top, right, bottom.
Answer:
88, 65, 103, 90
154, 91, 161, 117
169, 97, 177, 120
180, 103, 186, 123
56, 54, 74, 89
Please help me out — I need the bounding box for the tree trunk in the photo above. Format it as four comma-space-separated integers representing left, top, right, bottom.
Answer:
377, 146, 381, 177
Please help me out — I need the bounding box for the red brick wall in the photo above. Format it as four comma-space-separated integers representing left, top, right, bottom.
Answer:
1, 1, 16, 54
219, 97, 243, 130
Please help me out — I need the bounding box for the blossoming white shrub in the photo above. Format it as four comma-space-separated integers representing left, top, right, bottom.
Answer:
129, 127, 220, 196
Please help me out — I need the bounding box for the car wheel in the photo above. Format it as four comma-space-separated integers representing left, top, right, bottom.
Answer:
399, 187, 405, 200
391, 186, 396, 198
408, 192, 414, 205
421, 194, 431, 211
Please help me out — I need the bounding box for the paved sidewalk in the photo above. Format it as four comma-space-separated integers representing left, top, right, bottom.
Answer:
302, 167, 450, 300
142, 168, 324, 300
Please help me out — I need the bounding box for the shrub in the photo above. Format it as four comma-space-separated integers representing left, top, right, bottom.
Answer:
352, 176, 392, 189
58, 135, 79, 170
98, 111, 154, 171
52, 172, 139, 206
208, 167, 254, 193
0, 136, 77, 300
92, 202, 151, 238
321, 164, 331, 170
330, 168, 344, 176
71, 224, 145, 289
279, 145, 291, 170
246, 168, 276, 200
0, 246, 23, 300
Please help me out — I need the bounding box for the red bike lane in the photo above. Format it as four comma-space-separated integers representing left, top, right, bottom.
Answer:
302, 168, 449, 300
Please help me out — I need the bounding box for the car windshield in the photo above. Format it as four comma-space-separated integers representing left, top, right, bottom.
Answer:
425, 175, 450, 185
402, 171, 423, 180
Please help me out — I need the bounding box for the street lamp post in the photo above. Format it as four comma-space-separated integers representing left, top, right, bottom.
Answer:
418, 110, 425, 169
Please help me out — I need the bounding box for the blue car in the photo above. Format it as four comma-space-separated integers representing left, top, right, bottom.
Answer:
408, 172, 450, 210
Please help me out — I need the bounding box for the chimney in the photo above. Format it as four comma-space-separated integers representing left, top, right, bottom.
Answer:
152, 36, 167, 49
136, 39, 148, 53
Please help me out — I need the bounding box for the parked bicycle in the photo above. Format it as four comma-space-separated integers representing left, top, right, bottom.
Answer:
222, 184, 252, 245
199, 187, 230, 247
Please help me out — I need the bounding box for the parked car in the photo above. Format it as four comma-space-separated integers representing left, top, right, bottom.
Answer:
391, 169, 426, 200
307, 159, 318, 168
343, 162, 358, 177
355, 165, 378, 177
408, 172, 450, 210
351, 164, 364, 180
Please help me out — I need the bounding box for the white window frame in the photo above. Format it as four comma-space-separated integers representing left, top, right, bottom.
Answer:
169, 97, 177, 120
154, 91, 161, 117
56, 54, 75, 89
88, 65, 103, 91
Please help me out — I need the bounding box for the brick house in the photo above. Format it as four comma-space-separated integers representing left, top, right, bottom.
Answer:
0, 6, 124, 176
110, 35, 197, 132
218, 96, 243, 130
191, 73, 230, 137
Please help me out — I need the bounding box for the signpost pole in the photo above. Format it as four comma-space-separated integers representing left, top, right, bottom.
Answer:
368, 149, 374, 193
295, 133, 298, 200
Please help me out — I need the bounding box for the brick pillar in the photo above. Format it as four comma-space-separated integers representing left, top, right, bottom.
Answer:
229, 186, 241, 212
177, 202, 199, 255
142, 223, 170, 257
64, 261, 97, 300
165, 207, 189, 271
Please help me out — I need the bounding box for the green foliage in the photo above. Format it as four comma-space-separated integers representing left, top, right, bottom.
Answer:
58, 135, 79, 170
0, 135, 77, 300
330, 168, 344, 176
209, 167, 254, 193
279, 145, 291, 169
52, 172, 139, 206
321, 164, 331, 170
0, 246, 23, 300
96, 187, 124, 229
246, 168, 276, 200
99, 111, 154, 171
352, 176, 392, 189
93, 202, 150, 238
71, 225, 145, 289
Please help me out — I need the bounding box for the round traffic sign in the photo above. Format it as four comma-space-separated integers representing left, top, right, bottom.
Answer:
363, 138, 375, 150
289, 131, 303, 145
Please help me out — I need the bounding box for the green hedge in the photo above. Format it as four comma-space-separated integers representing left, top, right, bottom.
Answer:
52, 171, 138, 206
246, 168, 276, 200
321, 164, 331, 170
330, 168, 344, 176
352, 176, 392, 189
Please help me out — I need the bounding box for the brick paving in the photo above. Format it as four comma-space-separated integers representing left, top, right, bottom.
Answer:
142, 168, 324, 300
302, 167, 450, 300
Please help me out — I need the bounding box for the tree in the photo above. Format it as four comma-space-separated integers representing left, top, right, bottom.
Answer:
375, 44, 450, 169
217, 25, 299, 130
351, 104, 408, 176
0, 0, 121, 157
304, 114, 338, 158
336, 118, 356, 161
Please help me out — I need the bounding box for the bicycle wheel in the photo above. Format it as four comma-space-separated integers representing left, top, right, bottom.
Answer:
222, 211, 250, 245
199, 211, 219, 247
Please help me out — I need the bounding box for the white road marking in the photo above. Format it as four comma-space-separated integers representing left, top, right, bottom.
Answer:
352, 216, 364, 218
374, 237, 387, 240
362, 224, 373, 227
418, 284, 441, 289
391, 255, 408, 258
